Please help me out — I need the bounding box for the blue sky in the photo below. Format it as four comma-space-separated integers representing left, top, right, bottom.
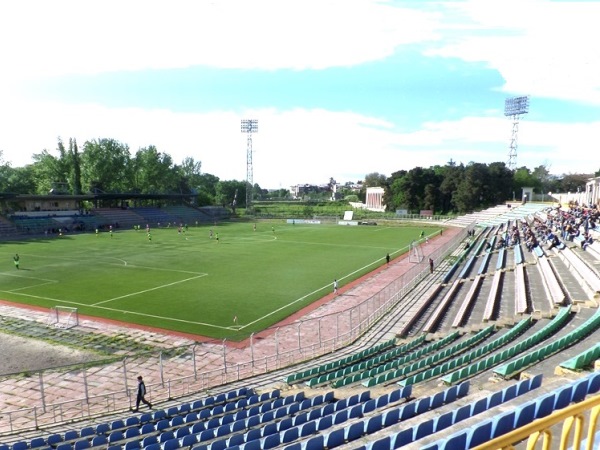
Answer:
1, 0, 599, 189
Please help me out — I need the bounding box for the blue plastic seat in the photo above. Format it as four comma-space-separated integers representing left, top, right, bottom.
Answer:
345, 421, 364, 442
79, 427, 94, 438
414, 419, 435, 441
431, 391, 445, 409
467, 419, 492, 447
324, 429, 345, 448
73, 440, 90, 450
457, 381, 470, 398
488, 391, 503, 409
472, 397, 488, 416
416, 397, 431, 415
400, 402, 416, 421
226, 434, 244, 448
365, 436, 390, 450
123, 440, 141, 450
443, 430, 467, 450
392, 429, 413, 448
434, 411, 454, 433
376, 393, 389, 408
110, 419, 125, 430
246, 428, 262, 443
262, 422, 278, 437
300, 420, 316, 437
282, 427, 299, 444
515, 402, 536, 428
454, 404, 472, 423
444, 385, 458, 404
30, 438, 46, 449
492, 411, 516, 438
263, 433, 280, 449
554, 385, 573, 409
141, 436, 158, 448
209, 439, 226, 450
365, 414, 382, 435
317, 414, 333, 431
159, 431, 175, 444
572, 378, 589, 403
502, 384, 518, 402
588, 372, 600, 394
382, 408, 400, 427
304, 435, 324, 450
362, 399, 377, 414
333, 409, 348, 425
90, 436, 107, 447
107, 431, 124, 443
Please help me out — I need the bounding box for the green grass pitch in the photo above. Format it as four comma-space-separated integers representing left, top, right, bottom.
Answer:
0, 222, 438, 340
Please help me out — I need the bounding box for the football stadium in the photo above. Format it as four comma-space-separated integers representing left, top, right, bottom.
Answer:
1, 200, 600, 450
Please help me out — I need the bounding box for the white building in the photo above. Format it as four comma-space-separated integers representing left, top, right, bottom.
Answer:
365, 187, 385, 212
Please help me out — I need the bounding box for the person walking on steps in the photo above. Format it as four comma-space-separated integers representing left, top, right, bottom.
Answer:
134, 375, 152, 411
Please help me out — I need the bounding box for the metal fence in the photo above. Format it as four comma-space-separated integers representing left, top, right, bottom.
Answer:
0, 226, 470, 434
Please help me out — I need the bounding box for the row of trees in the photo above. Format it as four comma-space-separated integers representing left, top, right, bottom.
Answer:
0, 138, 260, 207
362, 161, 596, 214
1, 137, 597, 214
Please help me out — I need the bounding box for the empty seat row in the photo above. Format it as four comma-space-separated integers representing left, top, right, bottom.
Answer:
423, 371, 600, 450
308, 334, 427, 388
494, 307, 600, 379
284, 338, 397, 384
441, 314, 559, 385
559, 342, 600, 371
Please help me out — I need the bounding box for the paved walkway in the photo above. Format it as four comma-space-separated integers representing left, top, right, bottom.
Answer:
0, 227, 462, 432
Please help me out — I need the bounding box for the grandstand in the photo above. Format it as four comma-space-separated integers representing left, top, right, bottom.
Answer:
0, 205, 229, 239
1, 202, 600, 449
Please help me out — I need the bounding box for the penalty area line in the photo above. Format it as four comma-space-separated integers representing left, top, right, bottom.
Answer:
92, 274, 208, 306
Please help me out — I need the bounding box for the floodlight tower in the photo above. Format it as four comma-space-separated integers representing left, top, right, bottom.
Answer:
241, 119, 258, 211
504, 96, 530, 171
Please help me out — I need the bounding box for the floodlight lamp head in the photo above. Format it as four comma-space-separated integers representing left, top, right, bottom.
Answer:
241, 119, 258, 133
504, 96, 530, 116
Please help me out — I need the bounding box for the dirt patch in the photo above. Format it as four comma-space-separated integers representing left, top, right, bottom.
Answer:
0, 332, 101, 376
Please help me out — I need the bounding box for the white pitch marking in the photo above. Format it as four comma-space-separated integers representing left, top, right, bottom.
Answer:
92, 274, 208, 306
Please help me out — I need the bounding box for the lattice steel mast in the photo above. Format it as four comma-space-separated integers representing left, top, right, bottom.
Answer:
504, 96, 530, 171
241, 119, 258, 211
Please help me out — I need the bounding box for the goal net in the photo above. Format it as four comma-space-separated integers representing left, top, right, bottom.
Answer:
408, 240, 424, 263
47, 306, 79, 329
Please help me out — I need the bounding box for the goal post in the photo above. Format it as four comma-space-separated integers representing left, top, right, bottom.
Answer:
408, 240, 424, 263
47, 306, 79, 329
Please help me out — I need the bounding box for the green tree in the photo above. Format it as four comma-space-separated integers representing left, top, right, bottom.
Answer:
512, 166, 539, 200
558, 173, 592, 194
486, 162, 512, 205
438, 161, 464, 213
69, 138, 83, 195
1, 165, 37, 194
132, 146, 177, 193
31, 139, 72, 194
81, 138, 131, 193
215, 180, 246, 208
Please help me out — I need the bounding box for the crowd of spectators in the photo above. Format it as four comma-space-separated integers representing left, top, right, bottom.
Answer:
526, 203, 599, 252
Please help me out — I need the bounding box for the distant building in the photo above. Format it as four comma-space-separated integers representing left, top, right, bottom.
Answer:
585, 176, 600, 206
365, 187, 385, 212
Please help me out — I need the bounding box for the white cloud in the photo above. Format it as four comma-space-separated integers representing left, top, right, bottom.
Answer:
428, 0, 600, 104
0, 0, 439, 82
2, 98, 597, 189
